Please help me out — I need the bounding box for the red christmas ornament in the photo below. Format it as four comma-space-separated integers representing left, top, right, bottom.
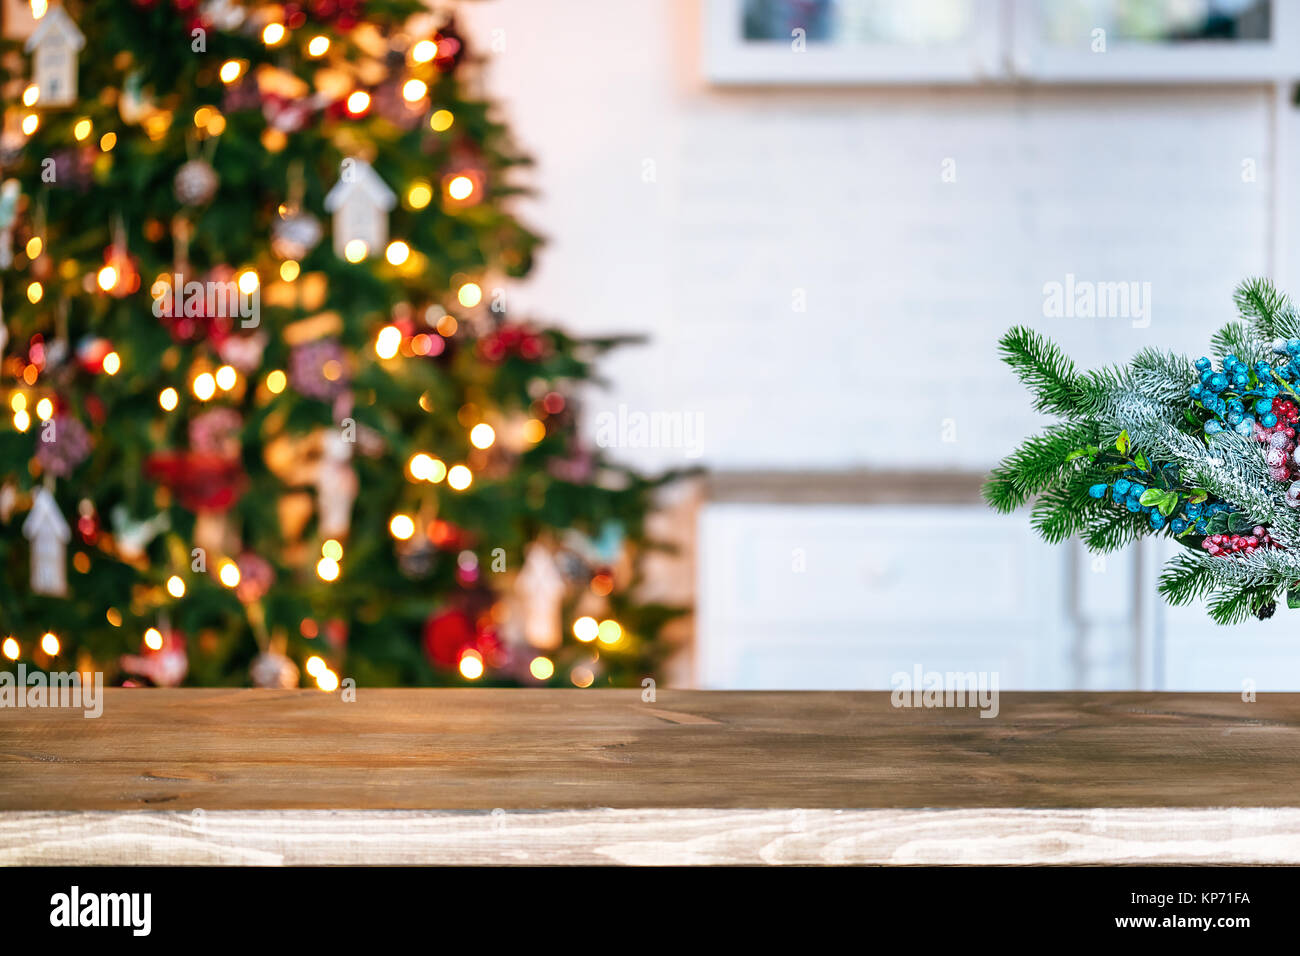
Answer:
427, 519, 473, 550
145, 451, 247, 511
423, 607, 477, 669
120, 630, 189, 687
475, 324, 548, 364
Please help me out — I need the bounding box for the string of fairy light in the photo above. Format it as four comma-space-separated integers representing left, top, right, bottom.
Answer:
3, 3, 623, 689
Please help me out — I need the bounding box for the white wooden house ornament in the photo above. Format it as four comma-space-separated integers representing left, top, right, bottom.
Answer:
516, 543, 566, 649
24, 5, 85, 108
323, 159, 395, 259
316, 431, 358, 538
22, 485, 70, 596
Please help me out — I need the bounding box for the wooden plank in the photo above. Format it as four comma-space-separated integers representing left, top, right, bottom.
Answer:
3, 807, 1300, 866
2, 689, 1299, 811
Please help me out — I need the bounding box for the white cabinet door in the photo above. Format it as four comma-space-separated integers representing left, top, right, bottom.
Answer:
697, 503, 1074, 689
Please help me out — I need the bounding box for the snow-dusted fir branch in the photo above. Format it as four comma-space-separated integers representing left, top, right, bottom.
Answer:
989, 277, 1300, 623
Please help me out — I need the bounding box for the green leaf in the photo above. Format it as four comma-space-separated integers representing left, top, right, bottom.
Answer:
1138, 489, 1164, 507
1207, 512, 1231, 534
1187, 489, 1209, 503
1134, 452, 1150, 471
1157, 492, 1178, 517
1086, 445, 1100, 456
1228, 513, 1255, 534
1289, 588, 1300, 610
1116, 430, 1130, 455
1064, 448, 1089, 462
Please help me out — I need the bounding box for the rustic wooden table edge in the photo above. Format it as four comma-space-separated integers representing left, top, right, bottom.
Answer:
5, 807, 1300, 866
3, 689, 1299, 865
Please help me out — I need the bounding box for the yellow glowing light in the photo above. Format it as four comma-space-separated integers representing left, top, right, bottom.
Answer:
305, 656, 326, 678
436, 314, 458, 337
344, 239, 368, 262
571, 666, 595, 688
447, 465, 472, 491
106, 608, 122, 627
40, 632, 59, 656
237, 269, 259, 294
26, 281, 42, 304
522, 418, 546, 443
389, 514, 416, 540
159, 387, 179, 411
96, 265, 118, 291
192, 372, 216, 401
469, 423, 495, 449
194, 107, 212, 128
308, 35, 330, 57
25, 236, 41, 258
412, 39, 436, 62
22, 84, 38, 107
100, 132, 117, 151
316, 668, 340, 692
280, 260, 300, 281
218, 561, 241, 588
13, 410, 30, 432
346, 90, 371, 114
1, 638, 17, 661
401, 79, 427, 103
215, 365, 237, 391
447, 175, 474, 201
407, 182, 432, 209
457, 282, 482, 307
10, 394, 25, 413
30, 0, 47, 19
316, 556, 340, 581
102, 351, 121, 375
73, 118, 92, 141
266, 370, 287, 394
322, 360, 342, 381
35, 398, 53, 421
166, 575, 186, 598
408, 453, 436, 481
529, 656, 555, 680
262, 23, 286, 45
573, 616, 599, 642
21, 113, 38, 136
375, 324, 401, 359
430, 109, 454, 132
385, 241, 410, 266
206, 113, 226, 135
459, 651, 484, 680
322, 539, 343, 561
144, 627, 163, 651
597, 619, 623, 645
427, 458, 447, 482
219, 60, 243, 83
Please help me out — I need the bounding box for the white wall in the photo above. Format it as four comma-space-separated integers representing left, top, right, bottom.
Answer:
459, 0, 1284, 473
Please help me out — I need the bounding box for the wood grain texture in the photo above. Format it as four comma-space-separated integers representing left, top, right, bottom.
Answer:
4, 808, 1300, 865
2, 689, 1300, 811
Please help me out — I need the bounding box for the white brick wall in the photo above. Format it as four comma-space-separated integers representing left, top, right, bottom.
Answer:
460, 0, 1281, 472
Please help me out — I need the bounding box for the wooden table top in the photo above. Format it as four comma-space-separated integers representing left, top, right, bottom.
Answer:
4, 689, 1300, 864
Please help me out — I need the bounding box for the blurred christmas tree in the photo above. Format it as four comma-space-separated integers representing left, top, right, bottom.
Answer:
0, 0, 680, 688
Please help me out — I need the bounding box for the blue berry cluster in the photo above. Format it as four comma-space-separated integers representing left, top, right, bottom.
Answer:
1188, 354, 1288, 433
1087, 471, 1229, 534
